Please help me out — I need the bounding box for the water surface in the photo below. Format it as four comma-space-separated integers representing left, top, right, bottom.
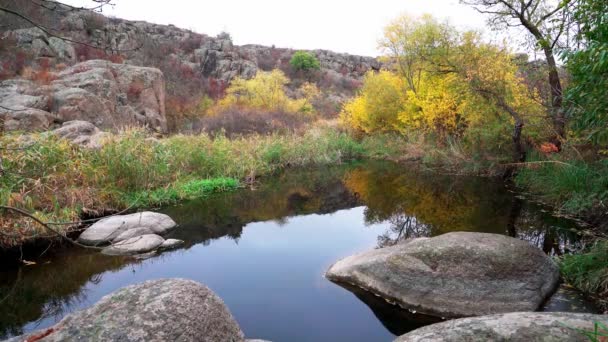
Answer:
0, 161, 586, 341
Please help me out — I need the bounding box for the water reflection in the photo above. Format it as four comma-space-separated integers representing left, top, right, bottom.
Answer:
0, 161, 586, 340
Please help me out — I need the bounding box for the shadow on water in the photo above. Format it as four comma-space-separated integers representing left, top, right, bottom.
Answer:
0, 161, 589, 340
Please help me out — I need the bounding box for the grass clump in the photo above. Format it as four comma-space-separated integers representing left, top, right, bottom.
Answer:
125, 177, 240, 207
560, 241, 608, 307
516, 157, 608, 214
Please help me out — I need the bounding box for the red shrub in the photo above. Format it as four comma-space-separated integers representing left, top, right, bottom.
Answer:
205, 78, 227, 100
0, 34, 32, 80
107, 54, 125, 64
179, 36, 205, 54
127, 80, 145, 100
539, 142, 559, 154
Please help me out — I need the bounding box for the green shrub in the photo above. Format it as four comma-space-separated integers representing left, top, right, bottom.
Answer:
560, 240, 608, 300
516, 158, 608, 214
290, 51, 320, 72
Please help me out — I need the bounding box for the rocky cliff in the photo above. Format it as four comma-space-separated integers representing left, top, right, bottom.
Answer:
0, 0, 383, 132
1, 60, 167, 132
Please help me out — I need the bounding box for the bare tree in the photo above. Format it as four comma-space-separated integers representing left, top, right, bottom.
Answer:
461, 0, 577, 149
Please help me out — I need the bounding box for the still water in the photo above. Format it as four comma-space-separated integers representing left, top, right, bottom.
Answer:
0, 161, 585, 341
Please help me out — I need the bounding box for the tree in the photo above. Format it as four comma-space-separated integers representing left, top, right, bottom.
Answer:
379, 14, 456, 94
454, 35, 545, 167
345, 15, 546, 170
460, 0, 577, 149
563, 0, 608, 144
215, 69, 317, 114
289, 51, 320, 72
340, 70, 407, 133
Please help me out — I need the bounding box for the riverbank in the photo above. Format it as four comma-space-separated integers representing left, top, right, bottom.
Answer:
2, 127, 606, 310
0, 127, 411, 248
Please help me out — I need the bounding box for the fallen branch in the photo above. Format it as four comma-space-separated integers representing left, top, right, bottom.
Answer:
501, 160, 575, 168
0, 205, 102, 250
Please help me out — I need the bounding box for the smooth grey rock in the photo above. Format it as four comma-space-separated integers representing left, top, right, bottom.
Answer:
112, 227, 155, 243
10, 279, 245, 342
159, 238, 184, 250
53, 120, 99, 140
101, 234, 165, 256
395, 312, 608, 342
326, 232, 560, 319
78, 212, 177, 246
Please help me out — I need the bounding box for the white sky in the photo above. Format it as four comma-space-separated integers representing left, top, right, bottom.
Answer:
62, 0, 492, 57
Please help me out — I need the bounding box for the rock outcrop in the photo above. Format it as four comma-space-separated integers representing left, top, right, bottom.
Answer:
395, 312, 608, 342
52, 120, 109, 148
78, 212, 177, 246
1, 2, 381, 87
326, 232, 560, 319
7, 279, 245, 342
1, 60, 167, 132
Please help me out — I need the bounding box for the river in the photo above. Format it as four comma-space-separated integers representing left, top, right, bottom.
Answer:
0, 161, 590, 341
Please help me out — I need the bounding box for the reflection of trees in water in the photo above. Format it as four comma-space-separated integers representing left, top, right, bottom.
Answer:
507, 198, 582, 256
0, 252, 132, 339
0, 164, 364, 338
341, 165, 584, 254
377, 212, 431, 248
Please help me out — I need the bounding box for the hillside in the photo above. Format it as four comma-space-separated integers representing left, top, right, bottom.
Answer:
0, 0, 382, 131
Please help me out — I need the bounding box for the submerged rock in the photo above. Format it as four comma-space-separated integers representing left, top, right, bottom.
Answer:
112, 227, 155, 243
9, 279, 245, 342
78, 212, 177, 246
159, 238, 185, 251
395, 312, 608, 342
326, 232, 559, 319
101, 234, 165, 256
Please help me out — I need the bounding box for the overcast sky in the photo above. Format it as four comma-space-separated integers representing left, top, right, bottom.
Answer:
62, 0, 492, 57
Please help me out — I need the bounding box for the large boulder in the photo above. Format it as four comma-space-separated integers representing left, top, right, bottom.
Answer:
52, 120, 109, 149
395, 312, 608, 342
78, 212, 177, 246
326, 232, 560, 319
9, 279, 245, 342
0, 60, 167, 133
101, 234, 165, 256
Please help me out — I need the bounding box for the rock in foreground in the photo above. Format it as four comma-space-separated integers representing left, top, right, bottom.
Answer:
395, 312, 608, 342
10, 279, 245, 342
78, 211, 177, 246
326, 232, 559, 318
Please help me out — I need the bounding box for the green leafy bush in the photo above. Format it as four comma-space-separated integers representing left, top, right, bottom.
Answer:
289, 51, 321, 72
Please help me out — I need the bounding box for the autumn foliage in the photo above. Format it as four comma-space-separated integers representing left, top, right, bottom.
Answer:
341, 14, 548, 156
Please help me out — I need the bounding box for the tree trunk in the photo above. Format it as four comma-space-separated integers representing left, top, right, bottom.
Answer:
506, 197, 523, 238
512, 119, 526, 163
504, 118, 526, 179
543, 47, 565, 150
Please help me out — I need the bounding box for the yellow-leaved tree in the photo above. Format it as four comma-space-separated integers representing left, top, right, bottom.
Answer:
340, 70, 407, 133
343, 13, 547, 166
214, 69, 319, 114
